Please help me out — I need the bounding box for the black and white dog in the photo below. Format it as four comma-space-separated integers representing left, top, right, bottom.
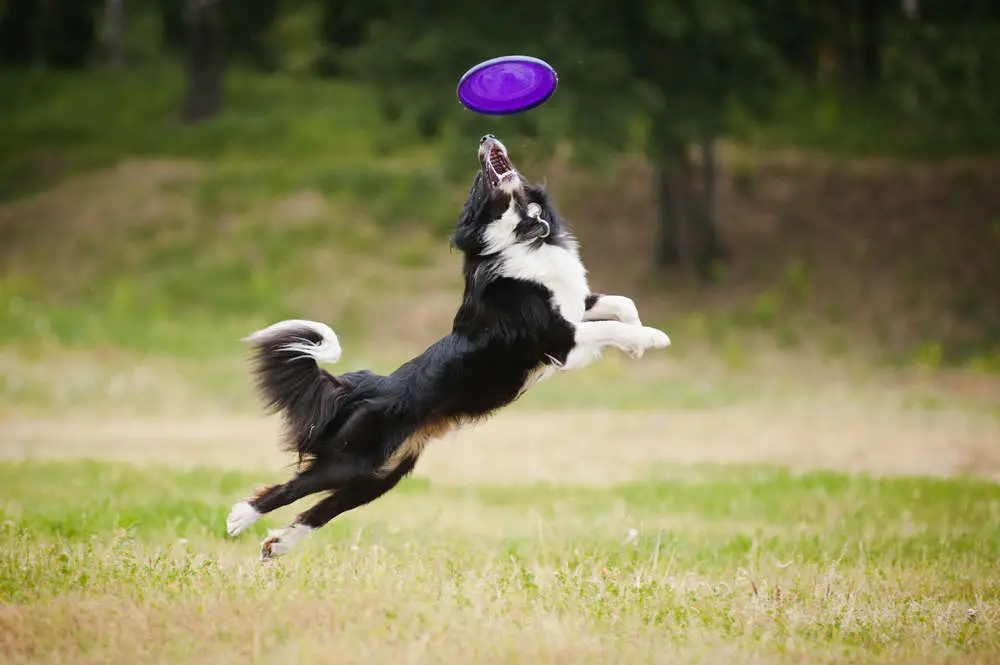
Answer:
226, 135, 671, 560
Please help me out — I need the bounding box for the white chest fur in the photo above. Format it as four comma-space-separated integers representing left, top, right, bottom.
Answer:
510, 241, 589, 322
485, 201, 591, 323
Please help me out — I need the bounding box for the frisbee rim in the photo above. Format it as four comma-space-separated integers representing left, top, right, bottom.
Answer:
457, 55, 558, 116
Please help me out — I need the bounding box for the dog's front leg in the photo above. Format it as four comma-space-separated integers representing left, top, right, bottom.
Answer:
584, 294, 642, 325
560, 320, 670, 371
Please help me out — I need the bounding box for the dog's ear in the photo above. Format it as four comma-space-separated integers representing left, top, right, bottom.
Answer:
450, 223, 477, 253
451, 172, 488, 253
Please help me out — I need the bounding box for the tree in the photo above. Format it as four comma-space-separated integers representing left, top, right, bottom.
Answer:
0, 0, 39, 65
223, 0, 279, 70
157, 0, 278, 70
613, 0, 782, 275
316, 0, 392, 76
38, 0, 101, 69
105, 0, 124, 68
342, 0, 783, 279
181, 0, 225, 123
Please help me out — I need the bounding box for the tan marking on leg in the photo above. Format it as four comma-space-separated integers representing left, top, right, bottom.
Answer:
260, 534, 280, 561
250, 484, 277, 501
375, 417, 460, 478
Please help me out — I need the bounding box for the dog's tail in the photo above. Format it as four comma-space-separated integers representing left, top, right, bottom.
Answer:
242, 319, 346, 457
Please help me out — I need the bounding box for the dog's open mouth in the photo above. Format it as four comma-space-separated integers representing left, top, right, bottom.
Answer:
479, 136, 518, 188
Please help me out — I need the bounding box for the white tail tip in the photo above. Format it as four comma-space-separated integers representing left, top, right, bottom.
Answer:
242, 319, 342, 364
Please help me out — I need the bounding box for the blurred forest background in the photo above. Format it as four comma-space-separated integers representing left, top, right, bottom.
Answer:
1, 0, 999, 417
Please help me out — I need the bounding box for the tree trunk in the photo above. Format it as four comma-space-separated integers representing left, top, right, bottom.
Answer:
0, 0, 39, 65
651, 128, 729, 280
858, 0, 888, 85
105, 0, 124, 68
181, 0, 225, 124
39, 0, 99, 69
695, 136, 728, 279
652, 141, 688, 270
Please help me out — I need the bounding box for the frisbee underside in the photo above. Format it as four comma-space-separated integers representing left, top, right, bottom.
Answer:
457, 56, 558, 115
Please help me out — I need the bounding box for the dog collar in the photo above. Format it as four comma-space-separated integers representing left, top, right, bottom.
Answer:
525, 202, 550, 240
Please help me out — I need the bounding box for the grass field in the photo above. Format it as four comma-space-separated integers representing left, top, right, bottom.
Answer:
3, 458, 999, 664
2, 65, 1000, 663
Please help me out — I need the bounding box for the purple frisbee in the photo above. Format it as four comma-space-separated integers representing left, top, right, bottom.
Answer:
457, 55, 558, 116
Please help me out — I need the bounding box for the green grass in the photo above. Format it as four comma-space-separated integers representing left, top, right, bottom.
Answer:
732, 82, 1000, 159
0, 65, 459, 228
0, 66, 425, 195
0, 66, 466, 360
2, 459, 999, 663
2, 64, 999, 375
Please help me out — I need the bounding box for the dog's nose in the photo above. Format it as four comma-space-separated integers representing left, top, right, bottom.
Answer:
480, 134, 495, 144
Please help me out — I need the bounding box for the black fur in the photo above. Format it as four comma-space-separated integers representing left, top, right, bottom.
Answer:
236, 138, 599, 553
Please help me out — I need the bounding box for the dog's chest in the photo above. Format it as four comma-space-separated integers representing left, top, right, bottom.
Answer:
501, 242, 589, 323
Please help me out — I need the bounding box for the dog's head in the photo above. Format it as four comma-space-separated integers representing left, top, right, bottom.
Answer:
451, 135, 568, 257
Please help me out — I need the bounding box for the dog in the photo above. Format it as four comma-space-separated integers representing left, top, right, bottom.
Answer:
225, 134, 671, 560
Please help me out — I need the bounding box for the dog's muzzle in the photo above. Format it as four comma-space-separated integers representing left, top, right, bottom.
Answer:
478, 134, 520, 190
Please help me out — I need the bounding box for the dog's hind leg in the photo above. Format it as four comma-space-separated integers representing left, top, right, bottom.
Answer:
226, 457, 370, 537
225, 485, 275, 536
260, 462, 414, 560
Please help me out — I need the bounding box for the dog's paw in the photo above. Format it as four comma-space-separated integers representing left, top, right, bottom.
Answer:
260, 531, 283, 561
643, 326, 671, 349
622, 326, 671, 359
259, 523, 312, 562
606, 295, 642, 326
226, 501, 261, 537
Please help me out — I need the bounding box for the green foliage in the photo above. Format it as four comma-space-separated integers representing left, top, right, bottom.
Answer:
0, 66, 418, 198
0, 0, 38, 64
315, 0, 392, 75
733, 80, 1000, 158
223, 0, 280, 69
341, 0, 783, 174
626, 0, 784, 141
913, 341, 944, 370
882, 21, 1000, 138
155, 0, 281, 69
153, 0, 186, 51
2, 0, 103, 69
263, 0, 325, 76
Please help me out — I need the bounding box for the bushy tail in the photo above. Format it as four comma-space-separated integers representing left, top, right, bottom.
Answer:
242, 319, 345, 456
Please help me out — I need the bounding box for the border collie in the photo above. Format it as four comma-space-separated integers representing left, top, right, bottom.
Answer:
226, 135, 671, 560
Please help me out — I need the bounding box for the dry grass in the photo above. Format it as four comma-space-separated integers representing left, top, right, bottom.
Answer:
2, 460, 999, 665
2, 351, 998, 663
3, 344, 998, 484
5, 149, 1000, 366
0, 160, 203, 283
535, 149, 1000, 361
2, 399, 1000, 485
3, 568, 994, 665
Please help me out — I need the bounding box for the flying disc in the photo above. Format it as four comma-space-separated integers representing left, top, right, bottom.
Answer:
457, 55, 558, 116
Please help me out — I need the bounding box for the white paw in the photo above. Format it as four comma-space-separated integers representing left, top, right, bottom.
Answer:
226, 501, 261, 537
587, 295, 642, 326
260, 523, 312, 561
622, 326, 671, 358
